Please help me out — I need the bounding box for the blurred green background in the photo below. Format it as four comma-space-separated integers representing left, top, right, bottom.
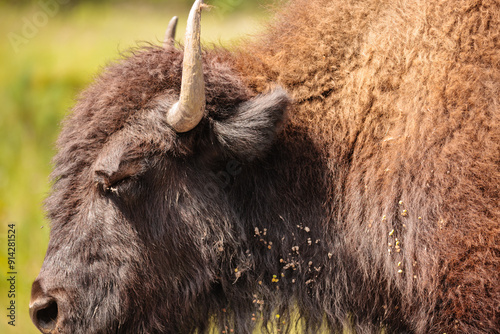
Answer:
0, 1, 272, 333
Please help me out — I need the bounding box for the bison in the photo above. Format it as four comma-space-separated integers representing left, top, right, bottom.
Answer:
30, 0, 499, 333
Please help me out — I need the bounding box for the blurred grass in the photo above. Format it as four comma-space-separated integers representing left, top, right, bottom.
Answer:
0, 1, 270, 333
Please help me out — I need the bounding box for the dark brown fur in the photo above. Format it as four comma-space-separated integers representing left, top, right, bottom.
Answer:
34, 0, 499, 333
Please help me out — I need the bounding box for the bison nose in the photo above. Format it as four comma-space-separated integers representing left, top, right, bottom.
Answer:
30, 279, 62, 333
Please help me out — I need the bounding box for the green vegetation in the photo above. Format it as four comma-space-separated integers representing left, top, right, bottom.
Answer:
0, 2, 269, 333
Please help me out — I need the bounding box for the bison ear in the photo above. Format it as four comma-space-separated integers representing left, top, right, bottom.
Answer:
212, 87, 290, 161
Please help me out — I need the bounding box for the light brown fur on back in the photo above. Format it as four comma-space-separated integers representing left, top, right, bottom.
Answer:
232, 0, 500, 332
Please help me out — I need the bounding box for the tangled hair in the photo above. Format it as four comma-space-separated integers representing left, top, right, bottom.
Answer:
229, 0, 499, 332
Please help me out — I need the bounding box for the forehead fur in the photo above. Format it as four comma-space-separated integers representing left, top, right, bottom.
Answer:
46, 45, 251, 224
51, 45, 250, 183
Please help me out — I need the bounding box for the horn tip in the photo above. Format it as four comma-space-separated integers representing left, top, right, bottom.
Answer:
163, 16, 179, 48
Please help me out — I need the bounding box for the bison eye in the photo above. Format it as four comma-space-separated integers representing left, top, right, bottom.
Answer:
106, 178, 132, 196
95, 173, 136, 197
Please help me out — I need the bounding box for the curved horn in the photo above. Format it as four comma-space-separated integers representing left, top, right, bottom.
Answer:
167, 0, 206, 133
163, 16, 178, 48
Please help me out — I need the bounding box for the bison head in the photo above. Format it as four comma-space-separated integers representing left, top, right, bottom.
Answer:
30, 1, 290, 333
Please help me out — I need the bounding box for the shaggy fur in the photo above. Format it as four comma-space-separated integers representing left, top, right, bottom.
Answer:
32, 0, 499, 333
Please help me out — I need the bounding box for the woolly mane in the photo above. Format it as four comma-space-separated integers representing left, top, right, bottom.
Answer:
230, 0, 500, 332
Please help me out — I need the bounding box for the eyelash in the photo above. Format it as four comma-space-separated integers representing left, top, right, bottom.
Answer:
101, 177, 133, 196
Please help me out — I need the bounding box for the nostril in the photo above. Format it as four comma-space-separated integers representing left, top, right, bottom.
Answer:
30, 279, 62, 333
34, 299, 58, 332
